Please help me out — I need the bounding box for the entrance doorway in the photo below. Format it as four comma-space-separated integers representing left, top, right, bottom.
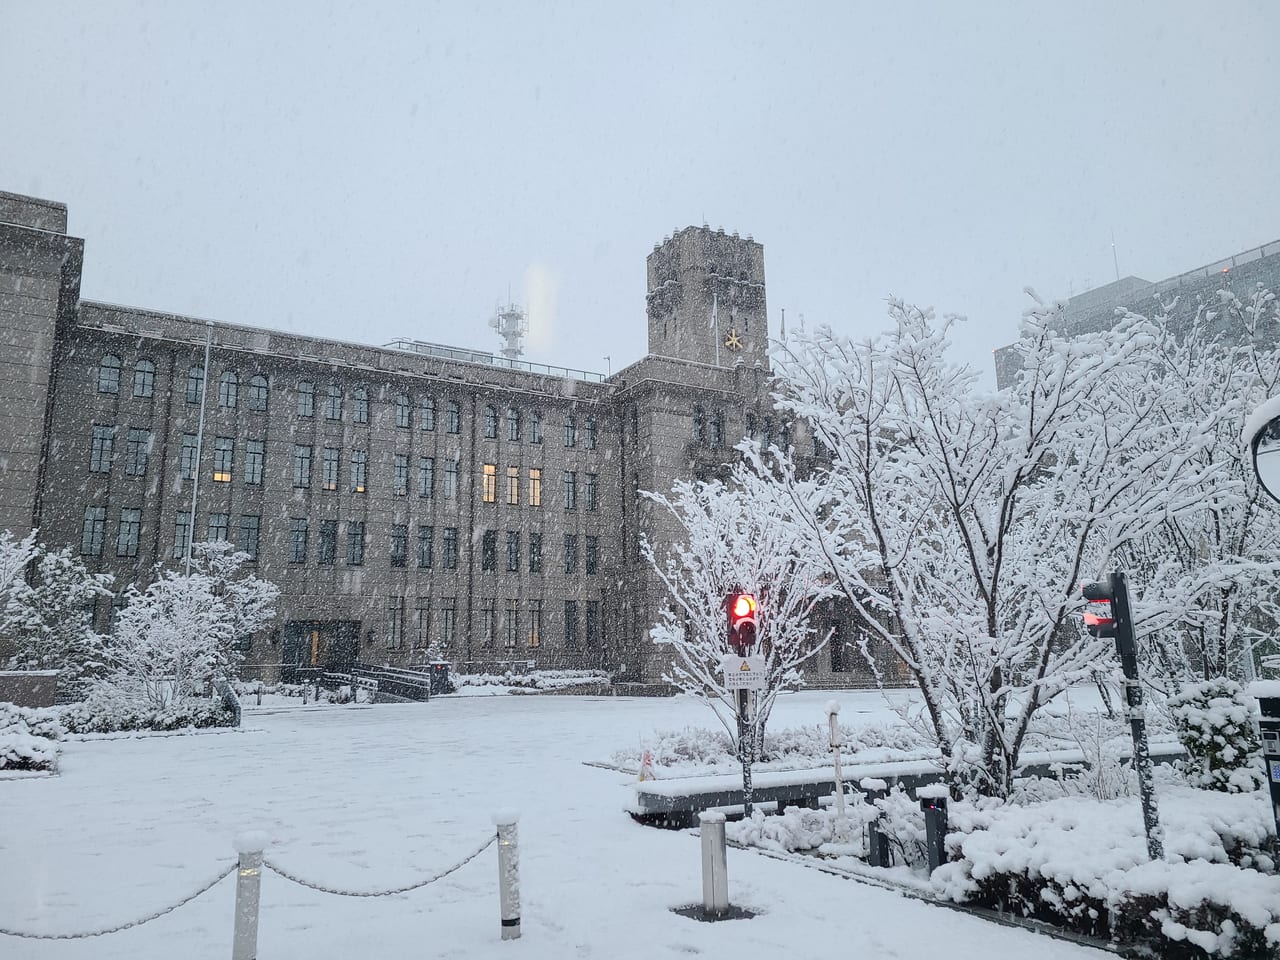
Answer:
281, 620, 361, 682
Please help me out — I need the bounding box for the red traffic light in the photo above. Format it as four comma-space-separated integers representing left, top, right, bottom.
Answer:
725, 592, 759, 653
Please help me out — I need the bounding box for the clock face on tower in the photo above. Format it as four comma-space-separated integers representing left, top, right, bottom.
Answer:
724, 328, 743, 351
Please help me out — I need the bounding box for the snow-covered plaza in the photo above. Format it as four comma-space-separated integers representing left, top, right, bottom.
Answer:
2, 690, 1112, 960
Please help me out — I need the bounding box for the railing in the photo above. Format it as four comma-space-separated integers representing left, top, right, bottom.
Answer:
384, 338, 607, 383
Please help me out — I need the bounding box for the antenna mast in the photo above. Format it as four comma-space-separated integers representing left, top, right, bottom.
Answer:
490, 301, 529, 361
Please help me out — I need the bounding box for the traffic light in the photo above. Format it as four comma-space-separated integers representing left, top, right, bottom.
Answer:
725, 592, 758, 654
1081, 576, 1116, 638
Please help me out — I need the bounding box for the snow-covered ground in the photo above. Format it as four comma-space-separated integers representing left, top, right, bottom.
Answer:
1, 690, 1108, 959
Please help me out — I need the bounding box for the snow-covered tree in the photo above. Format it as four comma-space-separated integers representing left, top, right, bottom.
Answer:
1115, 286, 1280, 682
0, 530, 38, 600
2, 545, 113, 690
644, 464, 836, 756
765, 301, 1228, 797
101, 541, 279, 708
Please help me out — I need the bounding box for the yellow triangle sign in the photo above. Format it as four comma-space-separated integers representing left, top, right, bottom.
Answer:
739, 662, 752, 671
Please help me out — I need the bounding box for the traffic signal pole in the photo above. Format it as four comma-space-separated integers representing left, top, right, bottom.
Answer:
737, 688, 754, 817
1085, 570, 1163, 860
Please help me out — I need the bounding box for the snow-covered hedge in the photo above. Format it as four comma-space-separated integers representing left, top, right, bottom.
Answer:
613, 722, 928, 777
933, 786, 1278, 955
61, 693, 236, 734
0, 702, 63, 770
455, 669, 606, 692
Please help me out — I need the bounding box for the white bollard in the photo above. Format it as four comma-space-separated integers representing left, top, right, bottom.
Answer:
493, 810, 521, 941
699, 811, 729, 917
232, 832, 266, 960
827, 701, 846, 820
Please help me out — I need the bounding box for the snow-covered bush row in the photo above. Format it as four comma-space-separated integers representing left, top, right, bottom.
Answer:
727, 800, 880, 859
613, 722, 929, 776
454, 669, 607, 691
933, 786, 1278, 954
0, 702, 64, 770
61, 691, 236, 734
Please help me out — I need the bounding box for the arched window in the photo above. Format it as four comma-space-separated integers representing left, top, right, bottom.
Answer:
296, 380, 314, 417
248, 375, 269, 411
563, 415, 576, 448
446, 400, 461, 434
218, 370, 238, 408
395, 393, 411, 429
530, 411, 543, 444
420, 395, 436, 431
132, 359, 155, 398
483, 405, 498, 439
326, 383, 343, 420
583, 416, 596, 449
709, 413, 723, 449
185, 365, 204, 404
692, 406, 706, 444
352, 387, 369, 424
98, 355, 121, 394
507, 406, 521, 441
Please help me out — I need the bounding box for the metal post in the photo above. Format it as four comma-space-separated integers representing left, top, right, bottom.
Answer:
827, 702, 846, 820
1111, 571, 1164, 860
736, 689, 754, 817
184, 320, 214, 577
1250, 689, 1280, 845
699, 811, 729, 917
231, 833, 264, 960
494, 811, 520, 941
860, 778, 890, 867
919, 791, 948, 873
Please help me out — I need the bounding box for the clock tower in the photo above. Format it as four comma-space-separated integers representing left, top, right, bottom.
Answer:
645, 226, 768, 369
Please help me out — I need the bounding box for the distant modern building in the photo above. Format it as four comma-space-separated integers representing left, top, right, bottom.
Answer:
995, 238, 1280, 390
0, 193, 885, 688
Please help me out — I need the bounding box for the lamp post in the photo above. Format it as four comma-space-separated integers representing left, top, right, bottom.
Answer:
183, 321, 214, 576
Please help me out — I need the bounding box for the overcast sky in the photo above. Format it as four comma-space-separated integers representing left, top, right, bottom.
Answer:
4, 1, 1278, 382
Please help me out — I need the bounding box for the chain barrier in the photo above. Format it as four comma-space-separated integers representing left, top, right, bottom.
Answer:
0, 861, 237, 940
263, 833, 496, 898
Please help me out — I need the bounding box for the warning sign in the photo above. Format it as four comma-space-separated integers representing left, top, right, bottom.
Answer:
721, 655, 767, 691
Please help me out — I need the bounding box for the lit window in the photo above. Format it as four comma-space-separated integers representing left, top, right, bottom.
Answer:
321, 447, 340, 491
213, 437, 233, 482
528, 467, 542, 507
98, 355, 121, 394
482, 464, 497, 503
350, 450, 368, 493
527, 599, 542, 647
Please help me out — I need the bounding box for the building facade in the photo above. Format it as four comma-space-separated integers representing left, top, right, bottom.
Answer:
0, 193, 881, 688
995, 238, 1280, 390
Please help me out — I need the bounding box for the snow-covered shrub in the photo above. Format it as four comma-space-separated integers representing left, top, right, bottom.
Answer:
61, 688, 236, 734
0, 702, 63, 770
1111, 860, 1280, 959
934, 786, 1277, 951
454, 669, 606, 691
874, 785, 929, 869
727, 798, 880, 857
613, 721, 930, 777
1168, 679, 1264, 793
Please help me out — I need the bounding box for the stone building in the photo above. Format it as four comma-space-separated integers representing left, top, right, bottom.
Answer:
0, 192, 880, 688
994, 238, 1280, 390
